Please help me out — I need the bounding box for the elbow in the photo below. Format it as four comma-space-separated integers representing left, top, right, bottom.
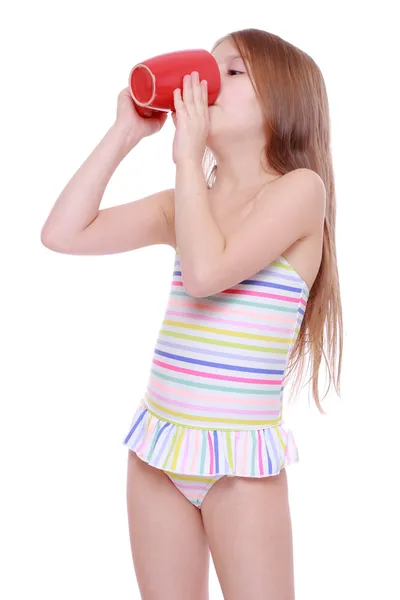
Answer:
40, 229, 67, 253
40, 230, 59, 251
182, 271, 210, 298
40, 230, 55, 249
183, 279, 205, 298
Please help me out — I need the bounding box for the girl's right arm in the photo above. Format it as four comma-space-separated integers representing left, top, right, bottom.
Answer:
40, 87, 174, 255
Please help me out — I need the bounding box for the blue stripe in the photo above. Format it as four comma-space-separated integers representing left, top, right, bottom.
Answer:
153, 422, 174, 466
265, 441, 272, 474
266, 428, 279, 473
154, 349, 285, 374
240, 278, 305, 293
213, 430, 219, 473
173, 269, 303, 294
123, 407, 146, 444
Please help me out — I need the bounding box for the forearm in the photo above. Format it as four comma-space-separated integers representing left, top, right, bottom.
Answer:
41, 123, 141, 242
174, 159, 225, 290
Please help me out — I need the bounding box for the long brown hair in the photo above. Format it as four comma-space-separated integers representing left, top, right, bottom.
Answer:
203, 28, 343, 415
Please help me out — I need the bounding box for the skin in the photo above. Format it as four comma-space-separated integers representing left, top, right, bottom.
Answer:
169, 38, 324, 298
40, 33, 324, 599
126, 37, 324, 600
207, 38, 282, 205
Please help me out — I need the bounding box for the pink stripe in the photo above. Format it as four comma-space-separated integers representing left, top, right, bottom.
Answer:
150, 377, 282, 405
134, 416, 148, 455
151, 374, 281, 407
222, 288, 301, 303
167, 298, 297, 324
135, 440, 146, 454
280, 422, 289, 459
235, 432, 240, 470
149, 387, 280, 416
171, 482, 212, 491
174, 280, 300, 304
153, 358, 284, 385
166, 310, 294, 334
257, 430, 264, 475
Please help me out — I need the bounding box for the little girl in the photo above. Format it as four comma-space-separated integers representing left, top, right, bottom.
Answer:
42, 27, 343, 600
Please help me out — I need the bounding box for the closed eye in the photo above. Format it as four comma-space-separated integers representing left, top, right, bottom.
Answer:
227, 69, 244, 76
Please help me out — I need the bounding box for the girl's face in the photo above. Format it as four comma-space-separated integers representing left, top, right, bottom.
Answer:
208, 38, 265, 142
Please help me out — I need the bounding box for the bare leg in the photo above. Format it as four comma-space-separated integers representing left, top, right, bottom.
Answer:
126, 450, 210, 600
201, 469, 295, 600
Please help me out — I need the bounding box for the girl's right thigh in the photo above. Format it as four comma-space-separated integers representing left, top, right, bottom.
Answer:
126, 449, 210, 600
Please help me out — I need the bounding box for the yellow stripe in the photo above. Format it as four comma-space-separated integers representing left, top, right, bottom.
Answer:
145, 413, 152, 434
163, 319, 292, 344
146, 395, 279, 427
162, 426, 180, 469
170, 427, 186, 471
272, 259, 293, 271
159, 329, 291, 353
165, 472, 218, 484
275, 425, 286, 454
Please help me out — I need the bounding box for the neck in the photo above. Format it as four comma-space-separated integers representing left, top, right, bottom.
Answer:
206, 140, 281, 211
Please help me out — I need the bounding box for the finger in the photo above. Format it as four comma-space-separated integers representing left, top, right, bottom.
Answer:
173, 88, 185, 114
191, 72, 203, 111
201, 80, 208, 113
182, 74, 195, 115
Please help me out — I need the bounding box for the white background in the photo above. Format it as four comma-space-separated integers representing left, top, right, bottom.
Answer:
2, 0, 399, 598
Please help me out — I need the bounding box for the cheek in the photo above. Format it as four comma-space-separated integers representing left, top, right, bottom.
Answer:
238, 94, 264, 129
216, 84, 261, 120
219, 99, 262, 131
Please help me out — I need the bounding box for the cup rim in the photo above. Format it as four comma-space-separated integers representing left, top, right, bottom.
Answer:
129, 63, 156, 106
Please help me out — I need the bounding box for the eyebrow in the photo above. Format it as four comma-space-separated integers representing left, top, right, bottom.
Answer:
213, 52, 243, 63
224, 53, 242, 62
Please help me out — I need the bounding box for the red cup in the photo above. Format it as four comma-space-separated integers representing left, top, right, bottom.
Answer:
129, 49, 221, 118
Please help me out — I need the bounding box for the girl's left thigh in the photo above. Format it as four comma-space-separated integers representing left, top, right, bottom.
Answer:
200, 469, 295, 600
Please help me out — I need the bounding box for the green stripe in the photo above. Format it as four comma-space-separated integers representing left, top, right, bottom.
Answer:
226, 432, 234, 471
159, 329, 291, 353
147, 420, 161, 461
170, 290, 298, 313
150, 368, 282, 394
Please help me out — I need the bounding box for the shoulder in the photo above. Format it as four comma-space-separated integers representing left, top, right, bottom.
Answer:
263, 168, 326, 218
276, 168, 326, 198
251, 168, 326, 240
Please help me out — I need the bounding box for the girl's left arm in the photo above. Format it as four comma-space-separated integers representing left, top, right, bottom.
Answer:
174, 158, 226, 296
172, 71, 226, 296
176, 165, 325, 298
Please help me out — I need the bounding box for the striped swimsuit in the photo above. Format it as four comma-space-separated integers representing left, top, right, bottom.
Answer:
122, 248, 309, 508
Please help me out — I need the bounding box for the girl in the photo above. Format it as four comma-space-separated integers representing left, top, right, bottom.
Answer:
42, 27, 343, 600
